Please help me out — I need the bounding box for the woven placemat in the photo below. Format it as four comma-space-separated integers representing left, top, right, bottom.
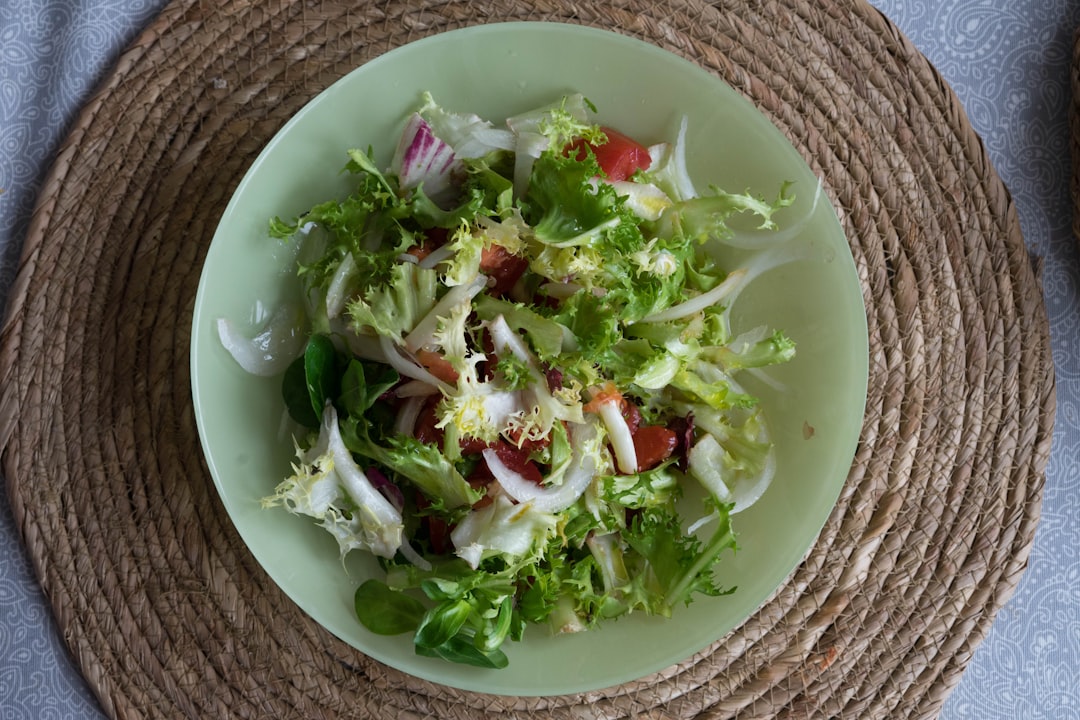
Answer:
0, 1, 1055, 718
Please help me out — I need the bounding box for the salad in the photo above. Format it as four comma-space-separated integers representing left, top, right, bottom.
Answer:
218, 92, 803, 669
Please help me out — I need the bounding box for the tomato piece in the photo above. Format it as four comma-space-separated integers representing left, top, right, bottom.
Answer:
583, 381, 625, 414
486, 441, 545, 485
425, 514, 451, 555
503, 426, 551, 455
413, 395, 443, 447
621, 402, 642, 435
479, 245, 529, 297
477, 327, 496, 381
668, 414, 695, 471
467, 461, 494, 488
415, 492, 452, 555
567, 126, 652, 182
458, 435, 492, 456
632, 425, 678, 472
407, 227, 448, 261
415, 348, 459, 384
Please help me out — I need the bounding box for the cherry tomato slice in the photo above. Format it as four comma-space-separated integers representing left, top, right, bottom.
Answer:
406, 227, 448, 261
486, 440, 545, 485
632, 425, 678, 472
413, 395, 443, 447
415, 349, 459, 384
567, 126, 652, 182
479, 245, 529, 298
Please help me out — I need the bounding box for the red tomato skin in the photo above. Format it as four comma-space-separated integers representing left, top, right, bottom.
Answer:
479, 245, 529, 297
567, 126, 652, 182
621, 402, 642, 435
414, 349, 459, 384
413, 395, 443, 447
632, 425, 678, 472
486, 440, 545, 485
426, 514, 451, 555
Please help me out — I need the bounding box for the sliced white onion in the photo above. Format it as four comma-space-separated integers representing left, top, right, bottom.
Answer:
721, 178, 824, 250
596, 401, 637, 474
719, 245, 812, 321
417, 243, 456, 270
687, 429, 777, 515
486, 313, 535, 366
671, 116, 697, 200
398, 539, 433, 571
729, 446, 776, 513
378, 335, 452, 392
512, 131, 549, 198
323, 405, 404, 559
646, 115, 700, 203
486, 421, 599, 513
486, 314, 583, 426
454, 128, 516, 158
745, 367, 788, 392
395, 379, 442, 398
686, 511, 720, 536
216, 304, 305, 377
324, 253, 357, 320
403, 276, 486, 353
393, 394, 427, 437
637, 268, 747, 324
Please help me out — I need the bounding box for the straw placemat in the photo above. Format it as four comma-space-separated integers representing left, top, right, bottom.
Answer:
0, 0, 1055, 718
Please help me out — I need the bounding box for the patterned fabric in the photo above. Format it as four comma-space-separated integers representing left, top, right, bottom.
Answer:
0, 1, 1077, 717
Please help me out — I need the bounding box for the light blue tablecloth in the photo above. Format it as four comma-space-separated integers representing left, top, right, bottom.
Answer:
2, 1, 1078, 717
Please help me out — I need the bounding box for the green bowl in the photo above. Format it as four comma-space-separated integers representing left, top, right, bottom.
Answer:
191, 22, 868, 696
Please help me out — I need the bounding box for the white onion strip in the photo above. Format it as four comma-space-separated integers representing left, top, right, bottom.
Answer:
670, 116, 697, 200
637, 268, 747, 324
398, 539, 433, 571
485, 421, 600, 513
216, 304, 305, 377
403, 276, 486, 353
417, 243, 455, 270
487, 314, 534, 366
728, 446, 776, 514
324, 253, 357, 319
596, 401, 637, 474
395, 379, 442, 398
686, 511, 720, 536
323, 405, 404, 559
722, 178, 824, 250
393, 394, 427, 437
378, 335, 452, 393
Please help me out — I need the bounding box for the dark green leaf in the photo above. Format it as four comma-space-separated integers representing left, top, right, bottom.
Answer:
414, 599, 472, 649
303, 334, 339, 422
415, 635, 510, 669
339, 360, 400, 418
420, 577, 463, 602
282, 355, 319, 428
354, 579, 426, 635
475, 595, 514, 653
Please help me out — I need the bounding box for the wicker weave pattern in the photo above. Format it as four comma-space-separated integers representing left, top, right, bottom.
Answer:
0, 1, 1054, 718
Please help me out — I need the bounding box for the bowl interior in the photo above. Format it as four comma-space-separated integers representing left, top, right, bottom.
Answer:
191, 21, 868, 696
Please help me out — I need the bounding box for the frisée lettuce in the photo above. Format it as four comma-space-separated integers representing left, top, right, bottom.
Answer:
219, 93, 803, 669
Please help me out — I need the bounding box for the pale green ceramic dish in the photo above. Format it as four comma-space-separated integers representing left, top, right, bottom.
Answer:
191, 22, 868, 696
